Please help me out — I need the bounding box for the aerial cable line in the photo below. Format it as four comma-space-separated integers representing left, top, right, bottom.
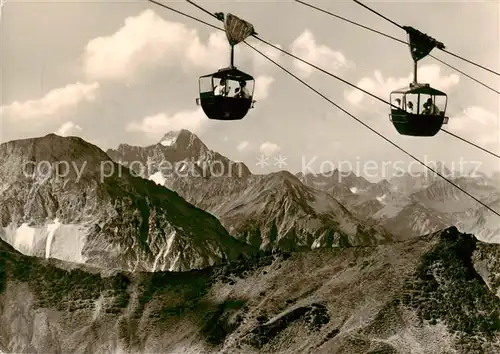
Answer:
148, 0, 222, 32
431, 56, 500, 96
152, 0, 500, 160
294, 0, 500, 96
184, 0, 500, 160
351, 0, 500, 78
146, 0, 500, 218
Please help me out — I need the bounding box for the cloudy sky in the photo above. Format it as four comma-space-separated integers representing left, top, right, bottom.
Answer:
1, 0, 499, 180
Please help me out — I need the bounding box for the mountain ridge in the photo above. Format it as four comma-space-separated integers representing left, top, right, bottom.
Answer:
106, 131, 395, 251
106, 130, 251, 182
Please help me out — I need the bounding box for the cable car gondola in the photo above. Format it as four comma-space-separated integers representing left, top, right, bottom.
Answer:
389, 26, 449, 136
195, 13, 257, 120
390, 83, 448, 136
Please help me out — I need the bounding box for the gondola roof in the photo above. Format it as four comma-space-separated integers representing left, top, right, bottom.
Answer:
200, 66, 254, 81
391, 83, 447, 96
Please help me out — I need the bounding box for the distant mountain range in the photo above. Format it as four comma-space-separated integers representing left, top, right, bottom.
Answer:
2, 226, 500, 353
0, 131, 393, 273
297, 165, 500, 243
107, 130, 395, 252
107, 129, 500, 246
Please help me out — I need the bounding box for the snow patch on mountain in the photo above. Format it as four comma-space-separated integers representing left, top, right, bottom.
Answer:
160, 135, 177, 147
1, 220, 88, 263
12, 223, 36, 253
45, 218, 61, 259
149, 171, 167, 185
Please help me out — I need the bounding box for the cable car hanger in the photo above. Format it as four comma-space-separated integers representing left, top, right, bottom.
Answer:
352, 0, 500, 78
388, 27, 449, 136
293, 0, 499, 96
191, 3, 258, 121
290, 0, 500, 155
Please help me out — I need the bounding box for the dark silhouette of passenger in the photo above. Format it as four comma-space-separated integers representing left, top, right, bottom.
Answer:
234, 80, 250, 99
214, 78, 229, 96
423, 98, 439, 115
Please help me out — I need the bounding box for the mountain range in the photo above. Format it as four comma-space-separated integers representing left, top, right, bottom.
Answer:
107, 129, 500, 247
1, 130, 497, 274
107, 130, 395, 252
297, 161, 500, 242
1, 130, 500, 353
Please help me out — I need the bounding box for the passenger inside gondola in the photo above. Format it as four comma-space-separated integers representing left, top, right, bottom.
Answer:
234, 80, 250, 99
407, 101, 414, 112
422, 97, 440, 115
214, 78, 229, 96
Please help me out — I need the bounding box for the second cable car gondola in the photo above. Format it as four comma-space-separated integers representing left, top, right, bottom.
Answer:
195, 13, 257, 120
388, 26, 449, 136
390, 83, 448, 136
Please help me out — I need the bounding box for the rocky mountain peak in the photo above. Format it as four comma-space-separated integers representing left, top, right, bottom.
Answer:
0, 133, 107, 162
268, 170, 302, 184
0, 133, 109, 184
107, 129, 251, 180
158, 129, 208, 153
432, 160, 451, 175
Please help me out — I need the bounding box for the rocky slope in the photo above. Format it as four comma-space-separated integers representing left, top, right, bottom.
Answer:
107, 131, 394, 251
379, 176, 500, 241
295, 170, 372, 194
0, 133, 252, 272
106, 129, 251, 184
297, 172, 409, 219
169, 171, 393, 250
1, 227, 500, 353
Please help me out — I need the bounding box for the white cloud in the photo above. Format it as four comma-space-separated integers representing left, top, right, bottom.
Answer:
126, 108, 207, 138
56, 121, 82, 136
253, 75, 274, 101
0, 82, 99, 120
290, 30, 350, 78
83, 10, 228, 80
344, 64, 460, 106
260, 142, 280, 156
83, 9, 278, 82
447, 106, 499, 149
237, 141, 250, 151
